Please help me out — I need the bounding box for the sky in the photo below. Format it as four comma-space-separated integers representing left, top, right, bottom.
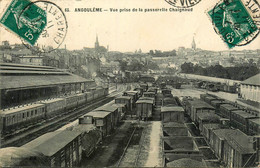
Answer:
0, 0, 259, 52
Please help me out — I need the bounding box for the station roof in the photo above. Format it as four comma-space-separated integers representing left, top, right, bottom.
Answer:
241, 73, 260, 86
23, 130, 82, 156
161, 106, 184, 113
0, 63, 94, 90
0, 103, 44, 116
86, 111, 111, 118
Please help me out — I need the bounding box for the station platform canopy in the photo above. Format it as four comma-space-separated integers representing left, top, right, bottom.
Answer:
0, 63, 94, 91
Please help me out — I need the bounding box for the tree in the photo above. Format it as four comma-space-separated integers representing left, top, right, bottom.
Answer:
181, 62, 194, 73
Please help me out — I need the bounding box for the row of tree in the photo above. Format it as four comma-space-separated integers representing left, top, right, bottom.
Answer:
149, 50, 177, 57
181, 62, 259, 81
118, 59, 159, 72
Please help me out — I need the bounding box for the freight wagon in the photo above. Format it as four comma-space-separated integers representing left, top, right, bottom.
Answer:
136, 99, 153, 120
84, 111, 112, 138
161, 106, 185, 123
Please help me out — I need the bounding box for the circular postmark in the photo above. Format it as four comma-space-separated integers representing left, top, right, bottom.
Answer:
17, 0, 68, 53
209, 0, 260, 48
165, 0, 201, 8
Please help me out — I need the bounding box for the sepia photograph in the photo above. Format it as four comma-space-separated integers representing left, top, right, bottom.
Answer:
0, 0, 259, 167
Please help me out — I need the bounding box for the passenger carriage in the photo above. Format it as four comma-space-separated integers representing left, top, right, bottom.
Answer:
230, 110, 259, 134
39, 98, 66, 118
219, 104, 239, 120
0, 104, 45, 134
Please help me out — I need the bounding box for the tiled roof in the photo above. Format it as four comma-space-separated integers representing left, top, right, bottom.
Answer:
241, 73, 260, 86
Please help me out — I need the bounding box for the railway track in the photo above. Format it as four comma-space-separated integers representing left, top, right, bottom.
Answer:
116, 124, 145, 167
1, 84, 131, 147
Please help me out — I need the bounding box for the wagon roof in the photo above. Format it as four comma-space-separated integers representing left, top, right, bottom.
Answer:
86, 111, 111, 118
196, 113, 220, 120
136, 99, 153, 104
205, 96, 219, 100
39, 98, 65, 104
189, 100, 214, 109
249, 118, 260, 125
23, 130, 81, 156
163, 122, 186, 128
211, 100, 227, 104
232, 110, 258, 118
125, 91, 138, 94
96, 105, 118, 112
116, 96, 131, 100
139, 97, 154, 101
202, 123, 221, 129
220, 104, 237, 110
143, 92, 155, 95
0, 103, 44, 115
111, 103, 126, 108
224, 129, 256, 154
161, 106, 184, 113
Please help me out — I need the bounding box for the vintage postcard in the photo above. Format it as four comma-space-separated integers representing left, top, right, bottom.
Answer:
0, 0, 259, 167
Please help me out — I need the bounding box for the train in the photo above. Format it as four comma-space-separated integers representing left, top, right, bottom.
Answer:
183, 95, 259, 167
183, 93, 260, 136
0, 87, 109, 135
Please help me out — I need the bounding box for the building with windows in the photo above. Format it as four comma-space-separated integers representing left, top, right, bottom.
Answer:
240, 73, 260, 103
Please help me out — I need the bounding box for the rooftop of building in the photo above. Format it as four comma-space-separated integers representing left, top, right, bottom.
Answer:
241, 73, 260, 86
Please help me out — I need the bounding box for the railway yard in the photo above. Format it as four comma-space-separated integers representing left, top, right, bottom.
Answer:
0, 79, 259, 167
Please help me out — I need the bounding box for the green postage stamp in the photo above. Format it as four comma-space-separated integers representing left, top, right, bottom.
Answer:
0, 0, 47, 45
208, 0, 259, 48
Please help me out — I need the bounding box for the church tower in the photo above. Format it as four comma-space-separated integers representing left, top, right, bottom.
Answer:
95, 34, 99, 49
192, 36, 196, 50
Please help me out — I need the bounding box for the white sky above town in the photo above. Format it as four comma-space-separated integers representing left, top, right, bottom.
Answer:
0, 0, 259, 52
